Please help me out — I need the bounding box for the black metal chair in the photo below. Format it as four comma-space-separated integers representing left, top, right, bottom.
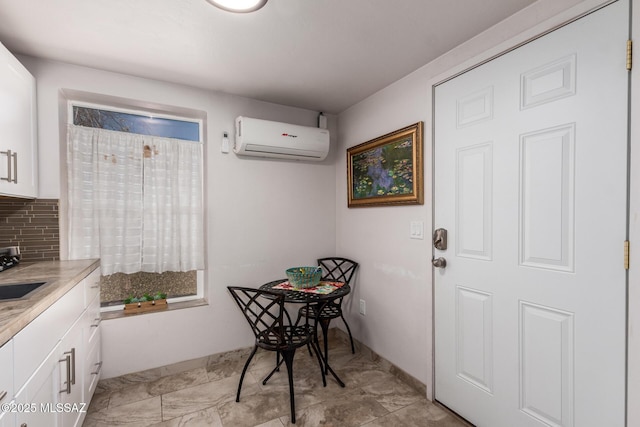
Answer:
227, 286, 326, 424
296, 257, 359, 371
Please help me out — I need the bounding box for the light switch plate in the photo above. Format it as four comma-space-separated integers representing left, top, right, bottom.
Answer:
410, 221, 424, 239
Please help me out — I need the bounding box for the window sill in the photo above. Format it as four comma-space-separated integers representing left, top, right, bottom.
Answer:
100, 298, 208, 320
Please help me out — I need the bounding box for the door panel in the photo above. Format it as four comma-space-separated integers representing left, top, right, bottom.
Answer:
434, 2, 629, 426
456, 143, 493, 260
519, 124, 574, 271
456, 286, 493, 393
519, 302, 574, 426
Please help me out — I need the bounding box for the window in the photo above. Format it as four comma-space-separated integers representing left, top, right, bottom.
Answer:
67, 103, 204, 307
72, 106, 200, 141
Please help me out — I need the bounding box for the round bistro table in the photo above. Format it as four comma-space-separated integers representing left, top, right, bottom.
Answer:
259, 279, 351, 303
259, 279, 351, 387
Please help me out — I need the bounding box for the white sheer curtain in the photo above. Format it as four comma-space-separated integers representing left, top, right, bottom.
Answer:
67, 125, 204, 275
141, 137, 204, 272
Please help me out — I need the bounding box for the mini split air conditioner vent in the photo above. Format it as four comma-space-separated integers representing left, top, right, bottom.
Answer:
234, 116, 329, 161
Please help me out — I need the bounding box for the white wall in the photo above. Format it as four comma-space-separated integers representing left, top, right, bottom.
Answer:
19, 56, 337, 378
336, 0, 620, 402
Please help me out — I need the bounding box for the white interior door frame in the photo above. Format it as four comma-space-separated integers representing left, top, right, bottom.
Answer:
626, 3, 640, 426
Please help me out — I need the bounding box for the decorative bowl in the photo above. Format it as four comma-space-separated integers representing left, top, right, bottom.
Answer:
286, 266, 322, 289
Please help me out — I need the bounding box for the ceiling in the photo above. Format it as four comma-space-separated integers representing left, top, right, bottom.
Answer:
0, 0, 537, 114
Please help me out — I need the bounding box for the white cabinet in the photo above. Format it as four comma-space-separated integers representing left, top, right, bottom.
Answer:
58, 317, 84, 427
13, 320, 84, 427
83, 293, 102, 401
10, 265, 101, 427
0, 340, 13, 407
13, 282, 84, 390
0, 411, 14, 427
82, 266, 102, 400
0, 41, 37, 198
0, 340, 14, 427
14, 342, 62, 427
84, 336, 101, 402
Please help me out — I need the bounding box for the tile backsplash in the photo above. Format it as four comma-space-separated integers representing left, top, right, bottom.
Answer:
0, 198, 60, 262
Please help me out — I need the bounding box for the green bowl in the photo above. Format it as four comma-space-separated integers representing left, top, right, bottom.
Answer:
286, 267, 322, 289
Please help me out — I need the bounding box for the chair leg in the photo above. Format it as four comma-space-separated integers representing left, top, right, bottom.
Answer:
237, 345, 257, 402
262, 351, 285, 385
340, 314, 356, 354
298, 308, 315, 357
309, 339, 327, 387
318, 318, 331, 374
282, 350, 297, 424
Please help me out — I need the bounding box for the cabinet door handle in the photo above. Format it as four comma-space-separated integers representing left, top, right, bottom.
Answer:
12, 151, 17, 183
0, 390, 6, 402
91, 318, 102, 328
59, 352, 72, 394
70, 347, 76, 386
1, 150, 13, 183
91, 361, 103, 376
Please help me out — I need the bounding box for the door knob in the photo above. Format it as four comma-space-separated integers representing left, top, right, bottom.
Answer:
432, 257, 447, 268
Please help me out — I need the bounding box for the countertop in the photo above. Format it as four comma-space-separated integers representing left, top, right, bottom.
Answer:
0, 259, 100, 347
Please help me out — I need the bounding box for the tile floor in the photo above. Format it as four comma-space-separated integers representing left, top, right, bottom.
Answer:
84, 332, 470, 426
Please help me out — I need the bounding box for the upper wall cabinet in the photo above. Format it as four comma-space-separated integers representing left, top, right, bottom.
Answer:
0, 42, 37, 198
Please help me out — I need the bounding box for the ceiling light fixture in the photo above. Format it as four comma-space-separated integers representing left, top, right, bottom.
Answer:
206, 0, 267, 13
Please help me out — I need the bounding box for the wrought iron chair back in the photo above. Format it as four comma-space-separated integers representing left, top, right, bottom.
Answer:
319, 257, 358, 285
227, 286, 325, 424
228, 287, 289, 349
297, 257, 359, 372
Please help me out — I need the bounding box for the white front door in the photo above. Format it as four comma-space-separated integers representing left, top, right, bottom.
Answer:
434, 1, 629, 426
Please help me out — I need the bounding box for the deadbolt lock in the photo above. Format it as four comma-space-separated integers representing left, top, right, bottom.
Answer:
433, 228, 448, 250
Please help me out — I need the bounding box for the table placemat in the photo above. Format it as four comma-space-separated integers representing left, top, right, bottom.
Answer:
273, 281, 345, 295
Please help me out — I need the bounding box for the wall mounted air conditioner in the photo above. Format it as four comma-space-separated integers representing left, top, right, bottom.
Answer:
234, 116, 329, 161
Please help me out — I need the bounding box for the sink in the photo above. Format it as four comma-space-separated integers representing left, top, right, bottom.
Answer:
0, 281, 47, 301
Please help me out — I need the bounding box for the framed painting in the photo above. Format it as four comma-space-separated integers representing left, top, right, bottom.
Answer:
347, 122, 423, 207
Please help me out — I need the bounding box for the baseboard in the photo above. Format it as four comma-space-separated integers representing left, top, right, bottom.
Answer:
326, 327, 427, 396
98, 327, 426, 397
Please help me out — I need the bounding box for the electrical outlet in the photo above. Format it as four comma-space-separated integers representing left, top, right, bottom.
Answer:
359, 299, 366, 315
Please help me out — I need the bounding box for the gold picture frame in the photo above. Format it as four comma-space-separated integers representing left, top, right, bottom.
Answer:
347, 122, 423, 207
